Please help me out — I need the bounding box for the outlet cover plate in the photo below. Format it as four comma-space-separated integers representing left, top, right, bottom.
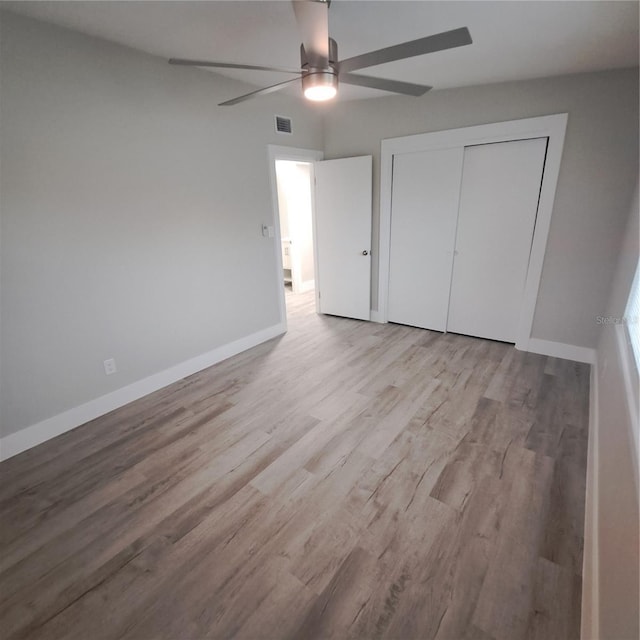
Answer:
103, 358, 117, 375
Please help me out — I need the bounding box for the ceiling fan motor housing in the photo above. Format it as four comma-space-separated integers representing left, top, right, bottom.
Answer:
300, 36, 338, 70
300, 36, 339, 96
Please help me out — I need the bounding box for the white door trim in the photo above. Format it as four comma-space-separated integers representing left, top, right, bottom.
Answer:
267, 145, 324, 329
378, 113, 568, 351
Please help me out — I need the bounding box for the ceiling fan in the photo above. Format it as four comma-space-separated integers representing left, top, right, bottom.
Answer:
168, 0, 472, 106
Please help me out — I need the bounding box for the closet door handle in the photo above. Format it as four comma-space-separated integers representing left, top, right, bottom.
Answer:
362, 250, 369, 256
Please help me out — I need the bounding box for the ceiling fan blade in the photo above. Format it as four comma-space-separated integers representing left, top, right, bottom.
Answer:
292, 0, 329, 67
169, 58, 303, 74
218, 77, 300, 106
340, 72, 431, 97
339, 27, 472, 73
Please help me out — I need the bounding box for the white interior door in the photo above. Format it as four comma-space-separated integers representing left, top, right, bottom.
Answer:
315, 156, 372, 320
447, 138, 548, 342
387, 147, 464, 330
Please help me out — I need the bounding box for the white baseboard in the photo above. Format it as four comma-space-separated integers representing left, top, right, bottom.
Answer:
370, 309, 384, 323
526, 338, 596, 364
0, 322, 286, 461
581, 360, 600, 639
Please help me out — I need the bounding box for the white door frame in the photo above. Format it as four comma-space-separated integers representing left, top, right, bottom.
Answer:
378, 113, 568, 351
267, 145, 323, 329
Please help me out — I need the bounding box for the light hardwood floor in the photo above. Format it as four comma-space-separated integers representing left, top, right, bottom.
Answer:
0, 289, 590, 640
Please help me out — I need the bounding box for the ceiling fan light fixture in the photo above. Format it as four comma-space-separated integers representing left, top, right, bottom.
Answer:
302, 70, 338, 101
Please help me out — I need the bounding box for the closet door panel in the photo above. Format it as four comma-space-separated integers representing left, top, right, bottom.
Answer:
447, 138, 548, 342
388, 148, 464, 331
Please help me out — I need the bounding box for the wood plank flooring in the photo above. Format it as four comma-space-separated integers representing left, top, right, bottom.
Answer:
0, 289, 590, 640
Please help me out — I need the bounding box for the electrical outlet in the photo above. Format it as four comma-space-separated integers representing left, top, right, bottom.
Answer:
103, 358, 117, 376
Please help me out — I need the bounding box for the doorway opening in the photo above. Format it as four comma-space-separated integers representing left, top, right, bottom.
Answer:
274, 160, 315, 313
267, 145, 322, 326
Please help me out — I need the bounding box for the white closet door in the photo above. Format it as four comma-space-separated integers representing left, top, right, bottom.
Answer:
447, 138, 548, 342
388, 147, 464, 330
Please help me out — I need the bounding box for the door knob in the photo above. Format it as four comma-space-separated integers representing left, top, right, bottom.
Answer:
362, 250, 369, 256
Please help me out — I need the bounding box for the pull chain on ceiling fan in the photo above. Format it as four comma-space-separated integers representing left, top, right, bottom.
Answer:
168, 0, 473, 106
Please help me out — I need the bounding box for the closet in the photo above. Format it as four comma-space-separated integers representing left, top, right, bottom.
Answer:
388, 137, 548, 343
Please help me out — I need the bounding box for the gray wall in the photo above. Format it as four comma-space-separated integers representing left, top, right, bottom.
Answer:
0, 12, 323, 437
323, 68, 639, 349
593, 182, 639, 640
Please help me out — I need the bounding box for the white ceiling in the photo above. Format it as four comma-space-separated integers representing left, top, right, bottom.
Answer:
2, 1, 638, 103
